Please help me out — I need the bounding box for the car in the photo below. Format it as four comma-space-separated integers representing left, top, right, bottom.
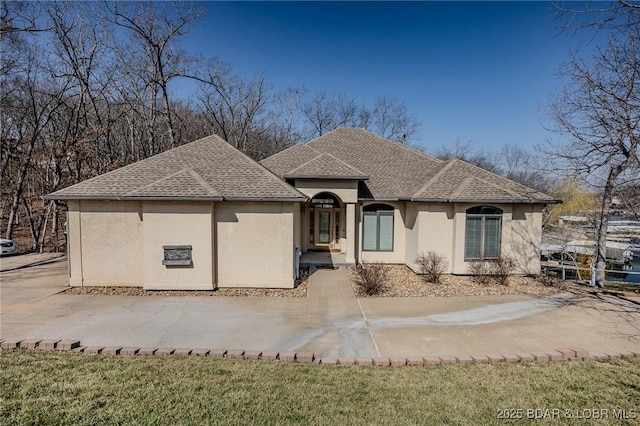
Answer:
0, 238, 16, 255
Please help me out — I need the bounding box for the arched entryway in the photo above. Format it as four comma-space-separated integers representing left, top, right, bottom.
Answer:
308, 192, 344, 252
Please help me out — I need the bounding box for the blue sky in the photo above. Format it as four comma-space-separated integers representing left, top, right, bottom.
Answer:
184, 1, 599, 152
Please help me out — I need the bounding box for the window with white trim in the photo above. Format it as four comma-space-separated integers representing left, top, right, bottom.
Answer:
363, 204, 394, 252
465, 206, 502, 261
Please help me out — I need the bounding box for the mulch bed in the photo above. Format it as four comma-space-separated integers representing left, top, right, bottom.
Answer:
347, 264, 568, 298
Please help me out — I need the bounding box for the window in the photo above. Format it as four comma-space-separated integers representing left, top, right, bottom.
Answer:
363, 204, 394, 251
311, 194, 339, 208
465, 206, 502, 261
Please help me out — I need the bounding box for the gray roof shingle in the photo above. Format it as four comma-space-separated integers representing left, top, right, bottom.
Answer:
412, 159, 554, 203
284, 153, 368, 179
261, 128, 556, 204
47, 134, 306, 201
49, 129, 556, 205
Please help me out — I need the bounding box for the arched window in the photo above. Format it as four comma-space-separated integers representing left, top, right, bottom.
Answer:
363, 204, 394, 251
311, 193, 340, 208
465, 206, 503, 261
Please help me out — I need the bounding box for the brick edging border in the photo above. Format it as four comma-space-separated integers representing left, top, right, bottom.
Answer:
2, 338, 639, 366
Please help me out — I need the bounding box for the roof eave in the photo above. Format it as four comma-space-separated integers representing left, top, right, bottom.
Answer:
44, 195, 225, 202
411, 197, 561, 204
222, 196, 308, 202
45, 194, 309, 203
285, 174, 369, 181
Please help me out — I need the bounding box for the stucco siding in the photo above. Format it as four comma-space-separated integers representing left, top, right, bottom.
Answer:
407, 204, 455, 273
216, 202, 295, 288
67, 201, 82, 286
76, 200, 143, 286
294, 179, 358, 203
504, 204, 543, 275
142, 202, 215, 290
404, 202, 420, 272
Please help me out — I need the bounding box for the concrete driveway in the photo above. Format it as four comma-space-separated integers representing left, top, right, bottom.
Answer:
1, 254, 639, 357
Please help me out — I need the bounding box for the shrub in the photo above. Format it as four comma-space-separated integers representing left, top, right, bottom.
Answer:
489, 257, 516, 286
415, 251, 448, 284
468, 261, 492, 285
468, 257, 516, 286
354, 263, 387, 295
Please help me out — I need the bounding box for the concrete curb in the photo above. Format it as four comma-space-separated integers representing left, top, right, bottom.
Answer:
2, 338, 640, 366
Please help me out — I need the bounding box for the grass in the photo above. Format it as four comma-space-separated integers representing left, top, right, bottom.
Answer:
1, 351, 639, 425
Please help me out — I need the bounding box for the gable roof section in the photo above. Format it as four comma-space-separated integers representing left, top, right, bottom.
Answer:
262, 128, 443, 199
413, 159, 555, 203
285, 153, 368, 180
261, 128, 557, 204
47, 134, 306, 202
259, 143, 319, 179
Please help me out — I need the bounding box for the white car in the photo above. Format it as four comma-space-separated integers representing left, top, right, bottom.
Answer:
0, 238, 16, 255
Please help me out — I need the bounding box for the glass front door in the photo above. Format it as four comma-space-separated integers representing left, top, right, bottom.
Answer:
318, 211, 331, 243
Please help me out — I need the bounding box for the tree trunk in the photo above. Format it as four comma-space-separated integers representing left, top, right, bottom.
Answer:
594, 166, 623, 287
52, 204, 59, 252
39, 201, 52, 253
5, 135, 37, 239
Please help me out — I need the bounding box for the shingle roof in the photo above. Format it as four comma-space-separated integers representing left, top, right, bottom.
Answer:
47, 135, 306, 201
261, 128, 557, 204
412, 159, 554, 203
262, 128, 443, 199
284, 153, 368, 179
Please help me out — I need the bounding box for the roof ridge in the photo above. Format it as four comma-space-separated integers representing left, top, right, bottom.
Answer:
53, 137, 212, 193
187, 167, 221, 197
322, 152, 368, 176
456, 158, 550, 197
261, 142, 321, 163
126, 168, 193, 196
216, 135, 307, 198
287, 151, 368, 177
286, 152, 324, 175
478, 176, 522, 198
411, 159, 458, 198
450, 175, 475, 199
309, 127, 443, 165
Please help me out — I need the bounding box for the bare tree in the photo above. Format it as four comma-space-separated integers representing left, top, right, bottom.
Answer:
302, 91, 368, 137
615, 178, 640, 220
370, 95, 421, 143
553, 1, 640, 35
2, 52, 71, 240
268, 87, 309, 148
545, 30, 640, 287
432, 140, 501, 174
197, 59, 272, 156
302, 92, 421, 143
104, 1, 204, 150
500, 144, 555, 194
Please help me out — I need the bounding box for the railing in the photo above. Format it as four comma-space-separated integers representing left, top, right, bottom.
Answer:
541, 261, 640, 285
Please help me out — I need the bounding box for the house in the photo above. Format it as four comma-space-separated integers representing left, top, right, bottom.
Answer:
46, 128, 558, 290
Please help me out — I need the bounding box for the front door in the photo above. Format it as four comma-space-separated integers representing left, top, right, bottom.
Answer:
318, 210, 331, 244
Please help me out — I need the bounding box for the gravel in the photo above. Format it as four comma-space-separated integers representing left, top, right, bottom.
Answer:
60, 265, 570, 299
347, 265, 566, 298
61, 268, 309, 298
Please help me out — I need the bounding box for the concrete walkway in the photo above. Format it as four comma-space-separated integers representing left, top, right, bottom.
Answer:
1, 254, 639, 358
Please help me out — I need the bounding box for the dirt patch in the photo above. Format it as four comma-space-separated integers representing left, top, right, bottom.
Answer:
61, 268, 309, 298
347, 265, 567, 298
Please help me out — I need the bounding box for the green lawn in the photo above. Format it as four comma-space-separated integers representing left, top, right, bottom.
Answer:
1, 350, 639, 425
